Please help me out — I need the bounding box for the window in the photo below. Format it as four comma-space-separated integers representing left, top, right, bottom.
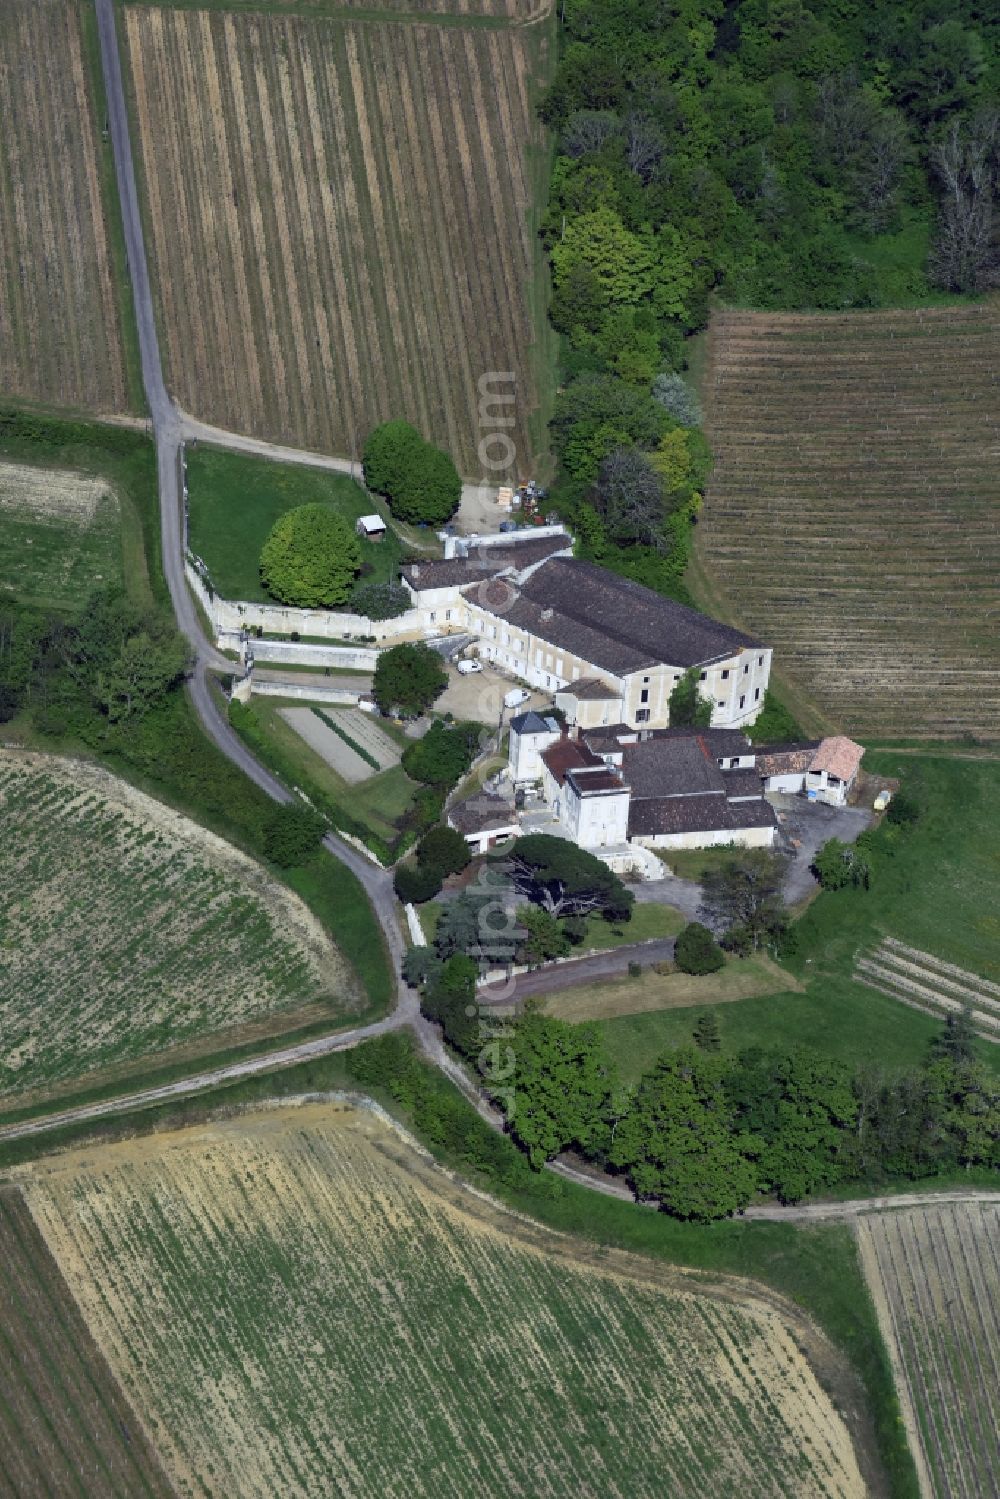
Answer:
743, 663, 750, 675
758, 655, 764, 666
729, 757, 740, 768
643, 675, 650, 684
556, 658, 564, 675
739, 694, 746, 709
572, 667, 581, 680
721, 669, 729, 680
535, 650, 542, 668
717, 699, 725, 708
640, 689, 649, 704
635, 709, 650, 723
429, 612, 436, 622
700, 671, 707, 681
502, 630, 509, 645
754, 687, 761, 702
546, 653, 554, 669
445, 610, 452, 621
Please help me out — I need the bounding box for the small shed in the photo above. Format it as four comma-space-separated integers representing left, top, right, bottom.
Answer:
356, 513, 387, 542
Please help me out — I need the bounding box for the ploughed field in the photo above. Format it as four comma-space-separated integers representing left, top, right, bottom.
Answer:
15, 1100, 868, 1498
0, 0, 130, 413
0, 752, 358, 1108
0, 1189, 172, 1498
699, 304, 1000, 740
122, 3, 552, 473
857, 1203, 1000, 1499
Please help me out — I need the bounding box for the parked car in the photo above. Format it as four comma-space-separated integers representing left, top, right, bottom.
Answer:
503, 687, 530, 708
457, 659, 484, 675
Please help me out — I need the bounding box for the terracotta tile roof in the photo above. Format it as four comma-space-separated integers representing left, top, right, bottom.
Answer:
541, 736, 603, 786
810, 736, 865, 782
757, 744, 820, 777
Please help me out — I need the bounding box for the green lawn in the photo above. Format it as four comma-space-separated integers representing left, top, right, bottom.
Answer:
573, 902, 685, 952
186, 446, 405, 603
653, 846, 744, 881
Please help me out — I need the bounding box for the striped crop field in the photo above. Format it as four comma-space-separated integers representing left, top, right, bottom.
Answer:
0, 751, 359, 1109
0, 1189, 172, 1497
857, 1203, 1000, 1499
855, 937, 1000, 1044
698, 303, 1000, 740
0, 0, 130, 413
19, 1101, 869, 1497
123, 4, 554, 474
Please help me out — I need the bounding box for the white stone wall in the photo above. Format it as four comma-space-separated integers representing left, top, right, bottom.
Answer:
508, 725, 560, 783
569, 786, 631, 848
186, 559, 429, 645
634, 823, 775, 851
251, 681, 365, 706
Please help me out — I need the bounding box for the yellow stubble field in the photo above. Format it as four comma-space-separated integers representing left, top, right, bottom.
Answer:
17, 1099, 870, 1497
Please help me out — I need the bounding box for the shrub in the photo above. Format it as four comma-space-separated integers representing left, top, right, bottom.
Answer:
262, 804, 326, 868
402, 720, 480, 789
746, 691, 804, 745
394, 860, 443, 904
0, 683, 21, 723
675, 921, 725, 975
417, 824, 471, 878
259, 505, 361, 607
652, 372, 701, 427
349, 580, 411, 620
887, 788, 920, 826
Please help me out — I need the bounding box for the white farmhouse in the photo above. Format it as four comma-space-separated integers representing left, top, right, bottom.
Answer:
401, 533, 772, 731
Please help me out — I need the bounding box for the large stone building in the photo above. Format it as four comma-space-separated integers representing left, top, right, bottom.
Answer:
401, 531, 771, 731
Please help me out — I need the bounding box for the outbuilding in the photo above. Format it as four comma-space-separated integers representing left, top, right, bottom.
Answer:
356, 513, 387, 541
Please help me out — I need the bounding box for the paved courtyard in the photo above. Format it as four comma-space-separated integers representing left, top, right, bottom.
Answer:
435, 663, 548, 727
770, 794, 874, 905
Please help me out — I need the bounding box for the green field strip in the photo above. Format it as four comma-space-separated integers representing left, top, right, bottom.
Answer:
121, 0, 536, 32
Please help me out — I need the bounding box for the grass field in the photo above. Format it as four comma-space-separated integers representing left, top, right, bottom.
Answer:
123, 2, 555, 474
544, 953, 798, 1028
0, 1, 131, 414
696, 302, 1000, 739
186, 444, 405, 601
857, 1203, 1000, 1498
0, 1188, 172, 1497
0, 460, 126, 611
0, 750, 363, 1107
590, 752, 1000, 1080
17, 1100, 869, 1497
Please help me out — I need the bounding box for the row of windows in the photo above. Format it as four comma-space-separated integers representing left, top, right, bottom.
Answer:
717, 688, 762, 710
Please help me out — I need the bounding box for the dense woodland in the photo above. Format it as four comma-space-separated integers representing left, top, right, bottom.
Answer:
541, 0, 1000, 595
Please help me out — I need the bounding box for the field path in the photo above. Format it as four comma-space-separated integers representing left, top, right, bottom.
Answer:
743, 1190, 1000, 1222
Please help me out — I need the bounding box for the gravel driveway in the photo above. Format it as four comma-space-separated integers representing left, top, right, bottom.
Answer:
771, 795, 874, 905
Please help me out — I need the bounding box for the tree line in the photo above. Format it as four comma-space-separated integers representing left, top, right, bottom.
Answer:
540, 0, 999, 605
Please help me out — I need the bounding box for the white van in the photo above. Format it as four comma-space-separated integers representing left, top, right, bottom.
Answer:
457, 659, 484, 675
503, 687, 530, 709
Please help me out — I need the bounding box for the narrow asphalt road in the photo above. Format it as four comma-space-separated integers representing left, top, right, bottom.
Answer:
94, 0, 414, 1029
479, 938, 677, 1004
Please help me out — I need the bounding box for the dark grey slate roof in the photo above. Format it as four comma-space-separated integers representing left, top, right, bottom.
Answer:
449, 793, 517, 835
403, 536, 570, 593
511, 558, 759, 673
629, 793, 776, 838
650, 727, 753, 758
622, 736, 725, 799
509, 710, 555, 735
720, 767, 765, 799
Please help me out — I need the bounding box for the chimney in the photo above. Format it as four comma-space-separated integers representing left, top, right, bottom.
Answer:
540, 607, 553, 621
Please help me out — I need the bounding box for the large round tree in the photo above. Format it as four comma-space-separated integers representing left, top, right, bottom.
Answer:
259, 504, 361, 607
363, 421, 461, 527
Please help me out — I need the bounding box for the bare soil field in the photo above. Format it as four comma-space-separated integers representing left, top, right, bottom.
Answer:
0, 751, 360, 1108
0, 459, 123, 609
541, 953, 803, 1023
0, 0, 130, 413
0, 1188, 172, 1497
123, 3, 554, 474
697, 303, 1000, 739
856, 1202, 1000, 1498
17, 1098, 869, 1498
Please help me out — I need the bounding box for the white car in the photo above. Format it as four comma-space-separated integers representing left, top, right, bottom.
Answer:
503, 687, 530, 709
457, 658, 484, 675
